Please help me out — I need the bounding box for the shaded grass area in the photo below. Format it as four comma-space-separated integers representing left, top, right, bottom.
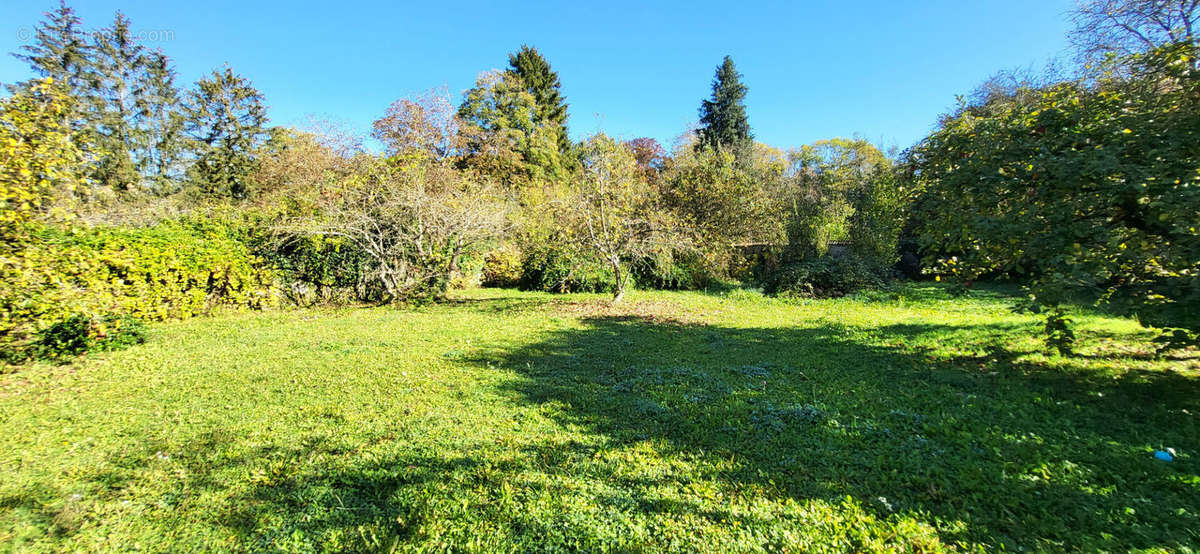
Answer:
0, 284, 1197, 552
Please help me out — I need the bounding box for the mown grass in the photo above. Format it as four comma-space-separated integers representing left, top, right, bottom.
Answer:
1, 283, 1197, 552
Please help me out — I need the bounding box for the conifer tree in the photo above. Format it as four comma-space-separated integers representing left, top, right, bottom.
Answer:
90, 11, 150, 190
506, 45, 570, 153
458, 70, 572, 185
696, 56, 752, 154
183, 65, 268, 200
10, 0, 95, 162
143, 50, 185, 194
10, 1, 93, 100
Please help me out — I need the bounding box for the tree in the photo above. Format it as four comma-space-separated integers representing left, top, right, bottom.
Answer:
625, 137, 667, 184
568, 134, 682, 301
696, 56, 752, 154
0, 79, 88, 239
183, 66, 268, 200
142, 50, 185, 194
910, 43, 1200, 352
1070, 0, 1200, 68
457, 70, 571, 186
297, 159, 506, 303
254, 121, 366, 207
10, 1, 93, 102
664, 146, 779, 253
506, 45, 571, 153
783, 138, 902, 265
9, 0, 95, 173
373, 87, 460, 161
89, 11, 150, 191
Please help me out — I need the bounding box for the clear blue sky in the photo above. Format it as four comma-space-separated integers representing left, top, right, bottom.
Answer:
0, 0, 1074, 151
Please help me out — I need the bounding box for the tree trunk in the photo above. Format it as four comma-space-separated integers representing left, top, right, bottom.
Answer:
610, 257, 625, 303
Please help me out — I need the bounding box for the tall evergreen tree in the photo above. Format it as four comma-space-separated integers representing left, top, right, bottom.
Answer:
505, 45, 570, 153
9, 1, 93, 99
183, 65, 268, 200
90, 11, 150, 190
143, 50, 185, 194
10, 0, 96, 165
696, 56, 752, 154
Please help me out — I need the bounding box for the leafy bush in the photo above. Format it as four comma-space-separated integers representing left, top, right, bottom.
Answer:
293, 160, 506, 304
481, 244, 523, 288
762, 255, 886, 299
0, 220, 275, 361
662, 147, 783, 270
0, 79, 88, 239
781, 138, 906, 267
262, 234, 376, 304
519, 243, 622, 294
28, 314, 148, 362
631, 251, 716, 290
909, 43, 1200, 350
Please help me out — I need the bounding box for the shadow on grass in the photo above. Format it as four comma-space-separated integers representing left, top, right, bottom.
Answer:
64, 301, 1200, 550
466, 315, 1200, 549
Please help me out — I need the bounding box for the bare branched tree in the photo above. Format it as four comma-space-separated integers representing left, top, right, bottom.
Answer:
1070, 0, 1200, 67
372, 87, 461, 160
298, 161, 506, 303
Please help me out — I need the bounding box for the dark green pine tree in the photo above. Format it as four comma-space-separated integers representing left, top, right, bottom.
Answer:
696, 56, 752, 154
143, 49, 186, 194
506, 45, 570, 153
10, 1, 95, 133
10, 1, 92, 95
183, 65, 268, 200
90, 11, 151, 191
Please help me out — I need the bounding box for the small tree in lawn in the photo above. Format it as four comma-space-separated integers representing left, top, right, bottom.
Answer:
570, 133, 683, 302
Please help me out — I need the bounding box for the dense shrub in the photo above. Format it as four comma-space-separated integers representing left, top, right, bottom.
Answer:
781, 139, 906, 266
481, 244, 523, 288
293, 160, 506, 303
895, 240, 922, 280
0, 79, 88, 239
0, 221, 275, 360
262, 234, 377, 304
631, 251, 716, 290
518, 243, 623, 293
29, 314, 148, 362
762, 255, 886, 299
663, 147, 783, 271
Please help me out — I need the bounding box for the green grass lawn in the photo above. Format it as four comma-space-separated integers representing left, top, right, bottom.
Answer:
1, 284, 1197, 552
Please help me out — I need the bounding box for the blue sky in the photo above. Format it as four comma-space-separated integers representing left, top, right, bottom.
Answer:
1, 0, 1074, 151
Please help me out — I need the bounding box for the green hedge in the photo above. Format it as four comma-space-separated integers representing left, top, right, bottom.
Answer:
260, 233, 377, 304
1, 221, 276, 361
518, 243, 622, 294
761, 255, 887, 299
631, 251, 717, 291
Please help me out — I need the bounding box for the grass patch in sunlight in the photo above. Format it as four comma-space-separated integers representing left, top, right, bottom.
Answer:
1, 283, 1196, 552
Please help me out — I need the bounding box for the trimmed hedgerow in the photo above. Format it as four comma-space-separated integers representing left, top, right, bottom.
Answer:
1, 220, 275, 362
